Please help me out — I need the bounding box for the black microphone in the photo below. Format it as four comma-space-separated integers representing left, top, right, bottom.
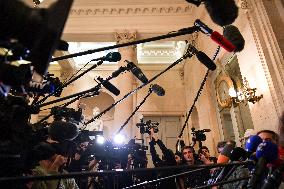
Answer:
151, 84, 165, 96
223, 25, 245, 52
205, 0, 239, 26
195, 19, 236, 52
48, 121, 79, 142
97, 76, 120, 96
91, 52, 121, 62
195, 51, 216, 71
185, 0, 239, 26
125, 60, 149, 84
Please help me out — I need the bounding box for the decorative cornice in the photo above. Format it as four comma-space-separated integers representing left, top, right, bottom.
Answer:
247, 0, 284, 115
70, 5, 193, 17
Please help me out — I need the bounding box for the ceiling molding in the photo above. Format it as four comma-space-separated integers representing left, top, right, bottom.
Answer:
70, 4, 194, 17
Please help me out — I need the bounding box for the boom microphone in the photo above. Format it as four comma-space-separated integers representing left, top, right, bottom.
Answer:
185, 0, 239, 26
151, 84, 165, 96
223, 25, 245, 52
48, 121, 79, 142
195, 19, 236, 52
91, 52, 121, 62
195, 51, 216, 70
126, 60, 149, 83
204, 0, 238, 27
97, 76, 120, 96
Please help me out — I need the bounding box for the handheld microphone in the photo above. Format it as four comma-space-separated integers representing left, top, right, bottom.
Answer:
125, 60, 149, 84
248, 141, 279, 189
185, 0, 239, 27
97, 76, 120, 96
91, 52, 121, 62
194, 19, 236, 52
48, 121, 79, 142
223, 25, 245, 52
151, 84, 165, 96
245, 135, 263, 154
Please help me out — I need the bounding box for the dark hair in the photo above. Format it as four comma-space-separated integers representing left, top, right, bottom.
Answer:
181, 146, 195, 154
198, 146, 209, 154
217, 141, 226, 149
257, 129, 279, 143
227, 140, 236, 148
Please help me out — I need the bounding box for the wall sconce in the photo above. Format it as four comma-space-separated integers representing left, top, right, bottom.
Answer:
229, 77, 263, 105
216, 75, 263, 109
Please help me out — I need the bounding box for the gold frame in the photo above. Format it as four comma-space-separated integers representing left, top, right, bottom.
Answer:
215, 75, 234, 108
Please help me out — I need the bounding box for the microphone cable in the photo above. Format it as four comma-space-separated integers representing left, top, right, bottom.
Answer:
116, 84, 162, 135
177, 46, 220, 140
83, 45, 195, 126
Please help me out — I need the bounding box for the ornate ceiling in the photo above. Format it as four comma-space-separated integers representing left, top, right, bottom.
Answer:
26, 0, 205, 64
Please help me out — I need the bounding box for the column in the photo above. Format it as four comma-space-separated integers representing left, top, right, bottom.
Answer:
113, 30, 137, 141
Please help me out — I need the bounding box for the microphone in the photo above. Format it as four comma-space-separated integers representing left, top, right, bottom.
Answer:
125, 60, 149, 84
204, 0, 238, 27
195, 51, 217, 71
48, 121, 79, 142
151, 84, 165, 96
185, 0, 239, 26
97, 76, 120, 96
194, 19, 236, 52
245, 135, 263, 155
91, 52, 121, 62
223, 25, 245, 52
248, 141, 279, 189
26, 81, 55, 94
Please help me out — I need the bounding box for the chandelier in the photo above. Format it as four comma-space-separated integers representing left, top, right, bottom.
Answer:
229, 77, 263, 106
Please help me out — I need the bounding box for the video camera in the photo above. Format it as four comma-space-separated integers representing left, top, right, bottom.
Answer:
136, 118, 159, 134
51, 106, 82, 123
191, 128, 211, 142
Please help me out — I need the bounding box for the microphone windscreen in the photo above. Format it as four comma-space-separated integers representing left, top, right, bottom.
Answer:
223, 25, 245, 52
196, 51, 216, 70
104, 52, 121, 62
204, 0, 238, 26
230, 147, 247, 161
245, 135, 263, 153
48, 121, 79, 142
256, 141, 279, 163
151, 84, 165, 96
210, 31, 236, 52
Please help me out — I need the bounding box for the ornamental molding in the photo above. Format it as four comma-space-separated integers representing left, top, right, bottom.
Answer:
70, 4, 193, 17
247, 0, 284, 115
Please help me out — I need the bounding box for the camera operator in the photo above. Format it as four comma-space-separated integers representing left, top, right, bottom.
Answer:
178, 146, 211, 189
148, 128, 177, 189
198, 146, 217, 164
31, 121, 79, 189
